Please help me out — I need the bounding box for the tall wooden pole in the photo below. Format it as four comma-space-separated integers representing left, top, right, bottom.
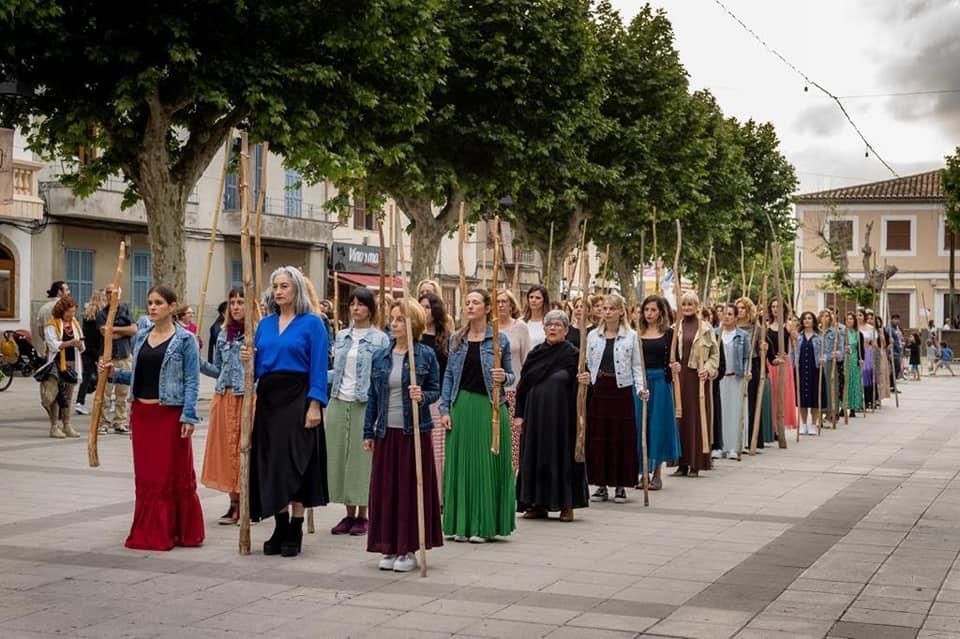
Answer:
378, 218, 387, 327
749, 267, 769, 455
546, 221, 555, 291
670, 220, 683, 419
740, 241, 746, 296
652, 207, 660, 294
600, 243, 611, 294
739, 290, 760, 461
771, 241, 788, 449
817, 315, 825, 435
254, 142, 269, 299
637, 231, 650, 506
490, 216, 503, 455
397, 215, 428, 577
87, 241, 125, 467
574, 220, 590, 463
458, 203, 467, 323
830, 308, 839, 428
197, 131, 233, 334
703, 241, 714, 305
238, 133, 258, 555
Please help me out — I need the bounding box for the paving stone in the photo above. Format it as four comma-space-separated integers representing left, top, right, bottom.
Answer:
829, 620, 919, 639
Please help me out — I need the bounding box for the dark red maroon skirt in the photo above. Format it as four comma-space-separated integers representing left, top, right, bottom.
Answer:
367, 429, 443, 556
585, 373, 639, 488
126, 401, 205, 551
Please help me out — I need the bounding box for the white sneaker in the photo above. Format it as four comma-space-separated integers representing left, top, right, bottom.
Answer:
453, 535, 467, 543
711, 449, 722, 459
393, 553, 417, 572
468, 536, 487, 544
378, 554, 397, 570
74, 404, 89, 415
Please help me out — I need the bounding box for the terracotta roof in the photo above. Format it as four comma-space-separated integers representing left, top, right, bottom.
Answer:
794, 169, 944, 204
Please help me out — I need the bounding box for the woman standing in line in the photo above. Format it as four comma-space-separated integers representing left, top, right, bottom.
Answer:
42, 297, 84, 438
523, 285, 549, 348
766, 299, 797, 431
817, 309, 844, 425
860, 310, 878, 409
497, 289, 531, 471
636, 295, 680, 489
578, 293, 645, 503
440, 289, 515, 542
325, 288, 387, 537
735, 298, 775, 449
199, 288, 247, 525
419, 291, 453, 499
74, 290, 104, 416
566, 296, 592, 350
908, 333, 922, 381
843, 311, 865, 417
671, 291, 718, 476
100, 285, 204, 550
793, 311, 823, 435
515, 310, 588, 521
241, 266, 329, 558
364, 298, 443, 572
715, 303, 751, 458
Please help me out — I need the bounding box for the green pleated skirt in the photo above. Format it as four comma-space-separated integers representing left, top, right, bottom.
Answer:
443, 391, 516, 539
761, 378, 776, 443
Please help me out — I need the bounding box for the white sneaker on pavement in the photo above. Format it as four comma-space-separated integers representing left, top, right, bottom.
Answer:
75, 404, 89, 415
378, 554, 397, 570
393, 553, 417, 572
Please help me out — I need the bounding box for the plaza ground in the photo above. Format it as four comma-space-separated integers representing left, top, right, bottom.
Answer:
0, 374, 959, 639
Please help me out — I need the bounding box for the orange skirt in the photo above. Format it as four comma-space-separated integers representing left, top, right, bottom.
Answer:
201, 392, 243, 494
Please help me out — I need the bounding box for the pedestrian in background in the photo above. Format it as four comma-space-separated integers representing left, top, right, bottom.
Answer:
97, 284, 137, 434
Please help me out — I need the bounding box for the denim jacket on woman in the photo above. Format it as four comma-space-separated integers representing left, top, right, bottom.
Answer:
791, 332, 822, 368
714, 327, 750, 378
818, 327, 846, 364
113, 324, 201, 424
584, 325, 646, 394
200, 329, 247, 395
364, 340, 440, 439
329, 325, 390, 401
439, 326, 515, 416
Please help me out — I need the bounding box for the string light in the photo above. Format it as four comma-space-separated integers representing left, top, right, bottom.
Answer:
710, 0, 899, 178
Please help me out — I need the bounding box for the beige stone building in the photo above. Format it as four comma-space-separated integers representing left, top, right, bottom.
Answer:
794, 169, 955, 330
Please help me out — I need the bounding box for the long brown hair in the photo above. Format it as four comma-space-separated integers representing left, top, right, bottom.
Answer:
452, 288, 491, 351
638, 295, 670, 333
419, 292, 451, 356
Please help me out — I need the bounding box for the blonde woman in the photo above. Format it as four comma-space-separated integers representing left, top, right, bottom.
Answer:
497, 289, 531, 470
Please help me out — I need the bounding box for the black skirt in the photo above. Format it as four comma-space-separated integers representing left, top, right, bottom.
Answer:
249, 372, 328, 520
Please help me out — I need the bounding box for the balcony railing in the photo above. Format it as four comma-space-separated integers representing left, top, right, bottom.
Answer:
0, 159, 44, 221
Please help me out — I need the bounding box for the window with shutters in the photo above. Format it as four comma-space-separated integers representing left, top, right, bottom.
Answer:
0, 243, 14, 319
828, 220, 854, 253
284, 169, 302, 217
230, 259, 243, 291
64, 249, 94, 304
823, 292, 857, 325
883, 217, 914, 253
352, 197, 376, 231
131, 251, 152, 313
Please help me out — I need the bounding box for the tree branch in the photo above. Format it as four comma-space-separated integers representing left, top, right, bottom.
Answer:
176, 106, 247, 192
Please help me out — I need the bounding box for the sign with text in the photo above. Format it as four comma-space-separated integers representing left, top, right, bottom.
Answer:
331, 242, 386, 275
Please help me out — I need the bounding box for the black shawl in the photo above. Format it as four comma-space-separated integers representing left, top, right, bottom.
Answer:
516, 339, 579, 417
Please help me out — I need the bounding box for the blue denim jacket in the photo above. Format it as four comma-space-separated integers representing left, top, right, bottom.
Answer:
819, 326, 846, 364
363, 340, 440, 439
439, 327, 515, 416
200, 329, 246, 395
792, 331, 828, 367
584, 326, 646, 393
113, 324, 201, 424
714, 327, 750, 377
329, 325, 390, 401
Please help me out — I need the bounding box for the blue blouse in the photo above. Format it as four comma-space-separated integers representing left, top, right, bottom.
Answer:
254, 313, 329, 405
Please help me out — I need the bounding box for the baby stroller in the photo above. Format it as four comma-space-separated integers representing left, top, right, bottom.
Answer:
0, 329, 47, 391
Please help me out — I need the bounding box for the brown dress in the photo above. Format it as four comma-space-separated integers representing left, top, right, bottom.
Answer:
677, 317, 712, 472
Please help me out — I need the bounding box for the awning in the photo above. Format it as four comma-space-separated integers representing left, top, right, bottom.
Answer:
336, 272, 405, 292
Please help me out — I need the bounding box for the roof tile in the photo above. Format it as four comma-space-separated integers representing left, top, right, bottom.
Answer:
795, 169, 944, 204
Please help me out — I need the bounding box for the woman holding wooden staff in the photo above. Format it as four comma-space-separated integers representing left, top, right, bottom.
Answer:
567, 296, 592, 349
497, 289, 531, 471
364, 298, 442, 572
637, 295, 680, 489
860, 310, 878, 410
523, 285, 549, 348
325, 287, 389, 536
240, 266, 329, 558
515, 310, 588, 521
818, 309, 843, 426
793, 311, 824, 435
671, 291, 718, 476
199, 287, 247, 525
439, 288, 515, 543
99, 285, 204, 550
419, 291, 453, 498
578, 293, 645, 502
766, 298, 797, 432
843, 311, 865, 418
736, 297, 776, 449
714, 303, 751, 459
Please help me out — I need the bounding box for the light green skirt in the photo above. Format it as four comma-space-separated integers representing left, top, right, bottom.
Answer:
325, 398, 372, 507
443, 391, 516, 539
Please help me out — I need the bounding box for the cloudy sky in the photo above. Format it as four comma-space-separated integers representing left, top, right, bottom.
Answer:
610, 0, 960, 194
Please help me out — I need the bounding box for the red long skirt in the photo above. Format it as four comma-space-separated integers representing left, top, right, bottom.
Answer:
126, 401, 205, 551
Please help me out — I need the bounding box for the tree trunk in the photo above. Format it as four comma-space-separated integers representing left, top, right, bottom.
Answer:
513, 208, 584, 302
139, 174, 191, 299
607, 244, 637, 310
396, 192, 462, 298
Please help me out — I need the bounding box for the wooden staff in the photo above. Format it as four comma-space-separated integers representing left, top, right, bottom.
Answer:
738, 301, 760, 462
882, 262, 899, 408
749, 268, 769, 455
830, 310, 839, 428
546, 221, 555, 288
670, 220, 683, 419
511, 246, 521, 301
254, 142, 269, 298
698, 321, 710, 455
637, 231, 650, 506
600, 243, 611, 293
574, 220, 590, 463
396, 212, 428, 577
378, 218, 387, 328
458, 202, 467, 322
332, 271, 340, 335
87, 241, 125, 467
816, 316, 825, 435
740, 241, 746, 295
703, 241, 713, 304
197, 130, 233, 335
771, 241, 788, 449
652, 207, 660, 294
490, 216, 503, 455
237, 133, 258, 555
842, 322, 850, 426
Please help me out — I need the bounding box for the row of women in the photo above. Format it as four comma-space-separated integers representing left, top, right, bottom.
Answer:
90, 265, 889, 576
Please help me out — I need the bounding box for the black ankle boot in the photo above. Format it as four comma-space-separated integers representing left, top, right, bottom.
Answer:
281, 516, 304, 557
263, 512, 289, 556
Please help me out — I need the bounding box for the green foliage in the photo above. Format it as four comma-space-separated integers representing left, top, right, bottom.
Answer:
944, 147, 960, 233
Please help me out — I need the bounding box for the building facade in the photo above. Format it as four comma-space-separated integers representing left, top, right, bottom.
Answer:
794, 170, 955, 330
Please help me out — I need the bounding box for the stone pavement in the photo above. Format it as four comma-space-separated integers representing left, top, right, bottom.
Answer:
1, 374, 959, 639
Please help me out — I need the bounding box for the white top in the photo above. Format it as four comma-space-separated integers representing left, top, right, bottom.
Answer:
861, 326, 876, 346
721, 328, 737, 345
527, 319, 545, 348
337, 326, 370, 401
501, 319, 531, 391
